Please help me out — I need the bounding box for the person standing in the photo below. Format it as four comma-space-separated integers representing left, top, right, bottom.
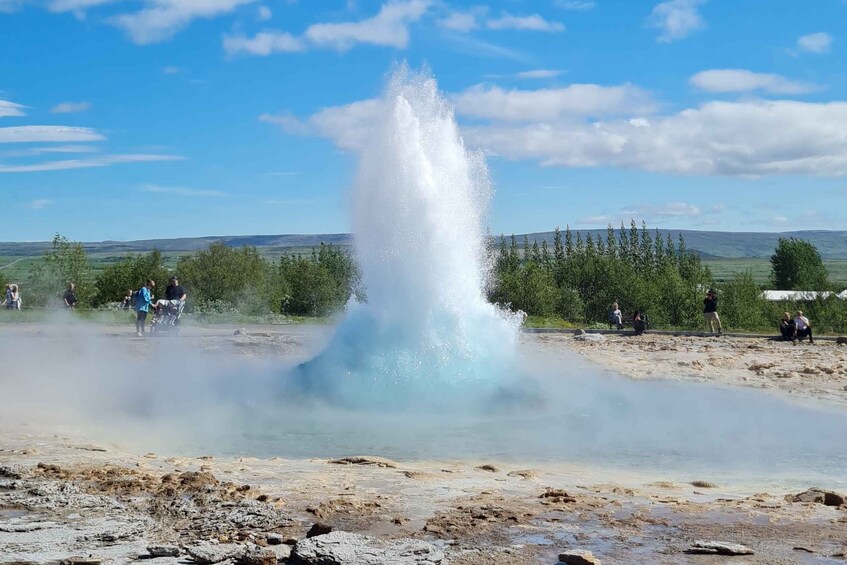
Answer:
794, 310, 814, 344
134, 279, 155, 337
4, 284, 11, 308
63, 283, 77, 308
703, 289, 722, 335
9, 285, 20, 310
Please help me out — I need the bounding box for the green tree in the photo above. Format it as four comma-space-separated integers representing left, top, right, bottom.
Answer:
770, 238, 830, 290
93, 250, 169, 306
27, 234, 93, 307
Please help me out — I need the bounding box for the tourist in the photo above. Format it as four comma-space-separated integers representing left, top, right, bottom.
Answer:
794, 310, 814, 344
120, 289, 133, 309
9, 284, 20, 310
633, 310, 648, 335
779, 312, 797, 343
63, 283, 77, 308
165, 275, 187, 302
4, 284, 11, 308
609, 302, 623, 330
703, 289, 722, 335
134, 279, 155, 337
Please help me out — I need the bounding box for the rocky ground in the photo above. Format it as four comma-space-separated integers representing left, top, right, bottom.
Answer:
1, 323, 846, 564
551, 332, 847, 408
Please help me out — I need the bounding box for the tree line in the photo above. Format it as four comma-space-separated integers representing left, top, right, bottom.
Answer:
6, 229, 844, 333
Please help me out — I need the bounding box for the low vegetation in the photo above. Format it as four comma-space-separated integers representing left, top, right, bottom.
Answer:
3, 226, 845, 334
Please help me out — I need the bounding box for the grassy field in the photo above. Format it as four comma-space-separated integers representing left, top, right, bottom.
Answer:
703, 257, 847, 286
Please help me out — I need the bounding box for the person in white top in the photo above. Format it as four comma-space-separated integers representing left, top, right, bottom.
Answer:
609, 301, 623, 330
793, 310, 814, 344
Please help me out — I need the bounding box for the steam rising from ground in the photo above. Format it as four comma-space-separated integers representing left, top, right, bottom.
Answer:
288, 67, 523, 407
2, 68, 847, 487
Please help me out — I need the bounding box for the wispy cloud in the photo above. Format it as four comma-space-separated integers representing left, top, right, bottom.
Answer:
24, 198, 53, 210
690, 69, 820, 95
50, 101, 92, 114
0, 100, 26, 118
515, 69, 566, 79
140, 183, 227, 197
0, 144, 99, 157
0, 126, 105, 143
648, 0, 706, 42
224, 31, 304, 56
111, 0, 257, 45
256, 4, 271, 20
0, 154, 183, 172
437, 10, 479, 32
225, 0, 429, 56
486, 13, 565, 32
797, 32, 832, 54
556, 0, 596, 10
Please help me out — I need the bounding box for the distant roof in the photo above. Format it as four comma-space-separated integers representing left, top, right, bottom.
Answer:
761, 290, 846, 301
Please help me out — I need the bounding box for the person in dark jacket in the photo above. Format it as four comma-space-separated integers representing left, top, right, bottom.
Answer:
703, 289, 722, 335
779, 311, 797, 343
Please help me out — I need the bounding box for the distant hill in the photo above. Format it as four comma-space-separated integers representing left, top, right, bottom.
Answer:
1, 229, 845, 259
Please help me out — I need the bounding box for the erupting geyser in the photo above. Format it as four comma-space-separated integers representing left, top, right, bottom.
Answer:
291, 67, 524, 406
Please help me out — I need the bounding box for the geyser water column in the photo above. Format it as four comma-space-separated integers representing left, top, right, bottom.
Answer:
291, 68, 523, 406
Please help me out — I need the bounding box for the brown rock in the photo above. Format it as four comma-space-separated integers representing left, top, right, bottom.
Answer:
238, 550, 277, 565
475, 464, 498, 473
788, 488, 846, 507
690, 481, 718, 488
306, 522, 333, 538
328, 456, 398, 468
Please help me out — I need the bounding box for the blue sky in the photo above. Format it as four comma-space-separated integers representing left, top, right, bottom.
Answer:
1, 0, 846, 241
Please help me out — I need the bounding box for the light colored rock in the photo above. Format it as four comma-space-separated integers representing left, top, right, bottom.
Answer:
147, 545, 180, 557
328, 456, 398, 469
186, 541, 247, 563
291, 531, 446, 564
573, 333, 605, 343
687, 540, 754, 555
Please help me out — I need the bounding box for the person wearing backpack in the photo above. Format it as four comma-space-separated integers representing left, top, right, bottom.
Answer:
134, 279, 155, 337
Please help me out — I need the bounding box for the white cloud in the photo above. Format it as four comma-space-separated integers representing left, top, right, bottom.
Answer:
0, 126, 105, 143
0, 0, 22, 12
486, 13, 565, 32
797, 32, 832, 54
437, 11, 479, 32
305, 0, 430, 50
462, 100, 847, 176
162, 66, 180, 74
515, 69, 566, 79
578, 202, 701, 224
111, 0, 257, 45
644, 202, 701, 217
451, 83, 656, 122
256, 4, 271, 20
0, 100, 26, 118
770, 216, 788, 225
648, 0, 705, 42
690, 69, 819, 95
50, 101, 92, 114
0, 144, 99, 157
224, 31, 304, 56
0, 154, 183, 172
260, 99, 382, 151
47, 0, 117, 15
140, 183, 227, 197
556, 1, 595, 10
24, 199, 53, 210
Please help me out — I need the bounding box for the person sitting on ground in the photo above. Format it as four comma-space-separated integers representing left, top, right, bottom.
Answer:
134, 279, 155, 337
794, 310, 814, 344
779, 312, 797, 343
63, 283, 77, 308
633, 310, 648, 336
609, 301, 623, 330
